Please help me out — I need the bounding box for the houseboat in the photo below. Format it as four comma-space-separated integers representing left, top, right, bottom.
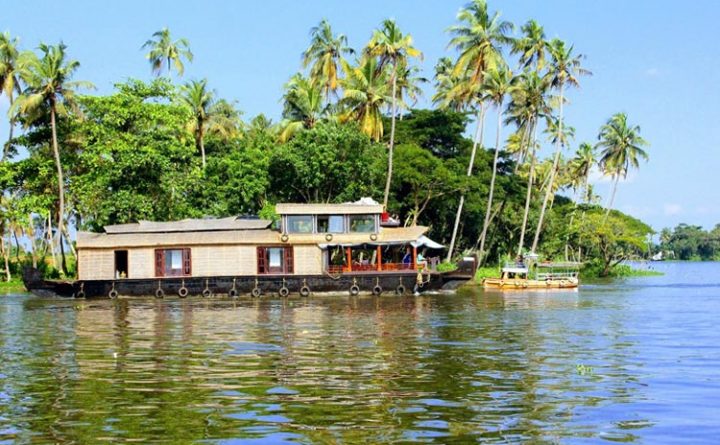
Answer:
482, 260, 580, 290
23, 201, 476, 298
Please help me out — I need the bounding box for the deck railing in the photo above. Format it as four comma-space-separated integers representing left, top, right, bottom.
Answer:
327, 262, 416, 274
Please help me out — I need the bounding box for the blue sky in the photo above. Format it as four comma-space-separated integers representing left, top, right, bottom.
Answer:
1, 0, 719, 232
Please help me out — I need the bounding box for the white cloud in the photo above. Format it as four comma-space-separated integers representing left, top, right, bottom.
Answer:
588, 168, 636, 184
663, 203, 682, 216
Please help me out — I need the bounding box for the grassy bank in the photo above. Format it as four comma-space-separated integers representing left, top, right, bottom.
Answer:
0, 279, 26, 293
472, 261, 662, 282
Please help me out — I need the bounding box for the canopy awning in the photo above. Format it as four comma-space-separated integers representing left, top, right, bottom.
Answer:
411, 235, 445, 249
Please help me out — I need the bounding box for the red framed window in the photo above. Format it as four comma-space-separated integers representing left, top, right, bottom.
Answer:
257, 246, 294, 274
155, 248, 192, 277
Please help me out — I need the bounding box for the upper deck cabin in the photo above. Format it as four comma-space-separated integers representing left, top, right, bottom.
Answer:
76, 200, 437, 281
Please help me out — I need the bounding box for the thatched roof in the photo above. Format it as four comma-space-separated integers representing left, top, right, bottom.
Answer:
78, 225, 428, 249
104, 217, 271, 234
276, 203, 384, 215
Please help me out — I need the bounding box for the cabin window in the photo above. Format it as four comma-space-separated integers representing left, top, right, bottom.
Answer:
257, 246, 294, 274
286, 215, 314, 233
349, 214, 376, 233
317, 215, 345, 233
114, 250, 128, 278
154, 248, 191, 277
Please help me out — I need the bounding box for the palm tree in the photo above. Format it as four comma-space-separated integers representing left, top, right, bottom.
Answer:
511, 20, 548, 70
13, 42, 93, 274
180, 79, 241, 169
564, 142, 596, 259
531, 38, 590, 253
0, 32, 24, 161
339, 57, 390, 142
394, 59, 427, 115
597, 112, 649, 217
302, 19, 354, 101
365, 19, 422, 208
505, 70, 551, 256
477, 66, 512, 264
444, 0, 512, 261
142, 28, 193, 77
432, 57, 467, 112
279, 73, 327, 142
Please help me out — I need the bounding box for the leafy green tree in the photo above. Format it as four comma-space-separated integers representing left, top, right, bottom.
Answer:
142, 28, 193, 77
597, 112, 649, 218
340, 57, 390, 142
268, 122, 384, 203
302, 19, 354, 101
365, 19, 422, 208
391, 144, 458, 226
72, 79, 199, 229
390, 108, 470, 159
511, 19, 548, 70
13, 42, 93, 274
0, 31, 25, 161
570, 207, 653, 276
531, 38, 590, 253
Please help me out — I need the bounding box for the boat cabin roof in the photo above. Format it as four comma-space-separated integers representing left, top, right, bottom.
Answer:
104, 216, 272, 234
275, 202, 383, 216
502, 266, 529, 274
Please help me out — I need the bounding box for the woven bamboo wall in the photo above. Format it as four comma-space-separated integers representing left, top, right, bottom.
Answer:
78, 250, 115, 280
294, 246, 323, 275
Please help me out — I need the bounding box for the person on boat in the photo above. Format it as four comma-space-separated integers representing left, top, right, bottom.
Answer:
402, 247, 412, 267
417, 250, 427, 270
515, 253, 524, 267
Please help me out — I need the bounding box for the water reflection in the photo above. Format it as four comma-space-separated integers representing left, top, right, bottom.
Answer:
1, 267, 720, 443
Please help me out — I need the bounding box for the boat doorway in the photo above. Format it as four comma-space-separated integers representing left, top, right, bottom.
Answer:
114, 250, 128, 278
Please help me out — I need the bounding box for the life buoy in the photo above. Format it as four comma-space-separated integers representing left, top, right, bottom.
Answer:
280, 234, 289, 243
202, 288, 212, 298
499, 280, 505, 286
76, 290, 86, 299
325, 233, 333, 242
522, 282, 528, 288
300, 285, 311, 297
251, 287, 262, 298
349, 284, 360, 296
370, 233, 378, 241
279, 286, 289, 297
396, 284, 406, 295
514, 280, 520, 287
108, 289, 118, 299
228, 288, 238, 298
372, 285, 383, 295
155, 288, 165, 299
178, 287, 188, 298
560, 280, 568, 287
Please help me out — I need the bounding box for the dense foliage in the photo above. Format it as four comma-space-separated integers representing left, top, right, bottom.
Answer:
657, 224, 720, 261
0, 1, 654, 280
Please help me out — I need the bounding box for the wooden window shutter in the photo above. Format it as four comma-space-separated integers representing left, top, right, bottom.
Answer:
257, 247, 266, 274
155, 249, 164, 277
284, 247, 294, 274
183, 248, 192, 275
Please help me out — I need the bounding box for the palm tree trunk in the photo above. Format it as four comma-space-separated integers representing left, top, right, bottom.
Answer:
446, 104, 486, 262
3, 96, 14, 162
604, 175, 620, 220
517, 119, 538, 256
50, 104, 65, 272
1, 233, 10, 282
478, 101, 503, 265
28, 214, 37, 269
383, 64, 399, 208
532, 83, 565, 254
199, 131, 206, 170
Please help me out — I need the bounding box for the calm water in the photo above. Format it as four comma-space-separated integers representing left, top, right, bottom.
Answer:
1, 262, 719, 444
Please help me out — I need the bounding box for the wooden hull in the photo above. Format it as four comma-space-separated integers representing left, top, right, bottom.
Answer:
23, 267, 471, 299
482, 277, 579, 290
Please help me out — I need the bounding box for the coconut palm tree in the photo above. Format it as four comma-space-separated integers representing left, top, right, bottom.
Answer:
597, 112, 649, 217
564, 142, 596, 259
477, 66, 512, 264
142, 28, 193, 77
511, 20, 548, 70
394, 59, 427, 115
302, 19, 354, 101
365, 19, 422, 208
13, 42, 93, 274
432, 57, 468, 112
180, 79, 241, 169
505, 70, 551, 256
531, 38, 590, 253
444, 0, 512, 261
0, 32, 25, 161
279, 73, 328, 142
339, 57, 390, 142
